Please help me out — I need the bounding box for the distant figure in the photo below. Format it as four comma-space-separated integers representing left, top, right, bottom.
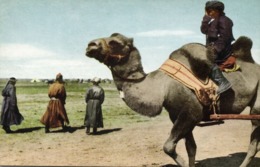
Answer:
41, 73, 70, 133
0, 77, 24, 133
84, 77, 105, 135
200, 0, 234, 94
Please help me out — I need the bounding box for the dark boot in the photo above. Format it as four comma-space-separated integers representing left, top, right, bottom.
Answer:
86, 126, 90, 135
210, 65, 232, 94
3, 126, 12, 134
93, 127, 97, 134
62, 125, 68, 132
45, 126, 50, 133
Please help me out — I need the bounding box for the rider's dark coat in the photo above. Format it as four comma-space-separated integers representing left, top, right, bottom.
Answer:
200, 13, 235, 62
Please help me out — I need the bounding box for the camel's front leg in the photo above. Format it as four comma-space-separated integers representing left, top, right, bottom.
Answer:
185, 132, 197, 167
163, 130, 188, 167
163, 122, 196, 167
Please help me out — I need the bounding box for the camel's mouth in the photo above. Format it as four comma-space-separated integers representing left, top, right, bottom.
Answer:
86, 41, 106, 63
86, 42, 100, 57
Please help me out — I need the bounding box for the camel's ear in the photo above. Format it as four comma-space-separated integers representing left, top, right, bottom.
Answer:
128, 38, 134, 45
111, 33, 121, 37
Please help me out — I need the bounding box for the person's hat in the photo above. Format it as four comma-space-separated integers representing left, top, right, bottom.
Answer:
56, 73, 63, 80
92, 77, 101, 83
9, 77, 17, 83
205, 1, 224, 11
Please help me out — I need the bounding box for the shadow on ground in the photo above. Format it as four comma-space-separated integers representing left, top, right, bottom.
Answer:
196, 152, 260, 167
89, 128, 122, 135
161, 164, 178, 167
11, 126, 121, 134
12, 126, 43, 133
162, 153, 260, 167
51, 125, 85, 133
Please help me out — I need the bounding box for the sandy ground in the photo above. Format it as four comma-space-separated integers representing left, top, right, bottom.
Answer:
0, 112, 260, 167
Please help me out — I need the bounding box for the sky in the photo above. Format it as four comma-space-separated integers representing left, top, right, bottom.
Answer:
0, 0, 259, 79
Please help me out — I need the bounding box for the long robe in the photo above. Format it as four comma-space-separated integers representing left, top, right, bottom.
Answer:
84, 85, 105, 128
40, 81, 69, 128
0, 83, 24, 126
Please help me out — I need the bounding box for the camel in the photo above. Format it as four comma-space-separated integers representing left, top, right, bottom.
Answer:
85, 33, 260, 167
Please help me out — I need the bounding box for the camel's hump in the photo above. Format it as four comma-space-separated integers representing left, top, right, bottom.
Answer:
232, 36, 255, 63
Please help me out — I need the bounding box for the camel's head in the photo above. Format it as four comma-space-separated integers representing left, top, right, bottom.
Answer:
86, 33, 134, 66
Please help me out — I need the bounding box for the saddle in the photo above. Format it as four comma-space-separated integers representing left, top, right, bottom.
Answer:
217, 55, 240, 72
160, 59, 219, 107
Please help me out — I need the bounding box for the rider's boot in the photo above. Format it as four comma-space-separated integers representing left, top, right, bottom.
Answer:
210, 64, 232, 94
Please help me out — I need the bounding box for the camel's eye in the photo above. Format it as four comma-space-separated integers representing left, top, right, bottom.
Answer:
108, 40, 123, 49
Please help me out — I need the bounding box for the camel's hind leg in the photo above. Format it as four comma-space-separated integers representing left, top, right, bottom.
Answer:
163, 120, 197, 167
240, 125, 260, 167
240, 90, 260, 167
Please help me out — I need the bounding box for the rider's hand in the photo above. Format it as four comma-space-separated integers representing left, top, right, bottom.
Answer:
205, 10, 209, 16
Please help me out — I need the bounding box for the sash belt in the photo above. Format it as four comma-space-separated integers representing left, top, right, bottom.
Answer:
50, 97, 59, 100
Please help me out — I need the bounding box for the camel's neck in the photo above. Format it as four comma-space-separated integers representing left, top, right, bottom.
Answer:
110, 48, 146, 90
110, 49, 164, 117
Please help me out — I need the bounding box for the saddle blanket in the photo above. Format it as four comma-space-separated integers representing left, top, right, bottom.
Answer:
159, 59, 219, 106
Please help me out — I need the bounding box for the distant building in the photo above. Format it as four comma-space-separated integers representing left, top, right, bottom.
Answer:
30, 79, 42, 83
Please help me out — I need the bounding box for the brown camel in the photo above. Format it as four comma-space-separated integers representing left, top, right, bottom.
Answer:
85, 33, 260, 167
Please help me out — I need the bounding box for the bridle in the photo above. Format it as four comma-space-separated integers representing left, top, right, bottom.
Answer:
99, 38, 146, 82
100, 38, 127, 66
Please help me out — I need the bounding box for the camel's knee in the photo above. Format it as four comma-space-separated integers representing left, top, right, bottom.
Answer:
163, 141, 177, 158
164, 139, 189, 167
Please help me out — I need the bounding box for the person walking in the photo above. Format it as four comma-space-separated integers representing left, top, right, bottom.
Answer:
84, 77, 105, 135
0, 77, 24, 133
40, 73, 70, 133
200, 0, 234, 94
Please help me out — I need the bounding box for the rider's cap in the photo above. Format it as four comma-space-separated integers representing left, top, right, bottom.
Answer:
205, 1, 225, 12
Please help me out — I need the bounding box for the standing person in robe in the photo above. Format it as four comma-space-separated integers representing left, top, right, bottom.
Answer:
40, 73, 70, 133
84, 77, 105, 135
0, 77, 24, 133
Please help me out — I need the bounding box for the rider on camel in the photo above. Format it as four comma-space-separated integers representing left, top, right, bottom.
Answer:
201, 0, 234, 94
